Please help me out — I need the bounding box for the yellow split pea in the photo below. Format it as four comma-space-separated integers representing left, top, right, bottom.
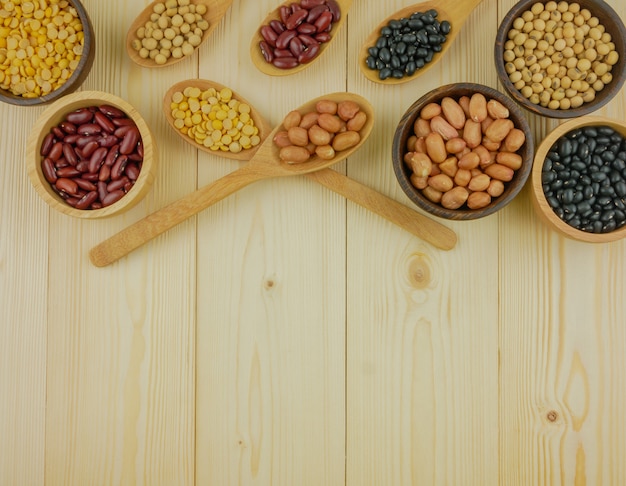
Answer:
0, 0, 84, 97
170, 86, 260, 154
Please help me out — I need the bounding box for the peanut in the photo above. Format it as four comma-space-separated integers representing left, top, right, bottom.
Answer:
502, 128, 526, 152
458, 151, 480, 170
332, 131, 360, 151
463, 119, 483, 148
485, 118, 514, 142
428, 173, 454, 192
316, 100, 338, 114
337, 101, 360, 121
346, 111, 368, 132
414, 117, 432, 138
288, 126, 309, 146
438, 156, 459, 178
484, 163, 514, 181
422, 186, 443, 203
280, 145, 310, 163
315, 144, 336, 160
283, 110, 302, 130
469, 93, 488, 122
467, 191, 492, 209
317, 113, 343, 133
441, 186, 469, 209
487, 99, 510, 119
445, 137, 467, 154
458, 96, 472, 117
411, 174, 429, 189
299, 111, 319, 129
487, 179, 505, 197
308, 124, 332, 146
425, 132, 447, 163
421, 102, 443, 120
273, 131, 291, 147
468, 173, 491, 192
496, 151, 523, 170
408, 152, 433, 178
441, 97, 466, 129
430, 115, 459, 140
454, 168, 472, 187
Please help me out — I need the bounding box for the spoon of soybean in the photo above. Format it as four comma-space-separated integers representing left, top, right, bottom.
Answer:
126, 0, 233, 68
89, 91, 375, 266
359, 0, 485, 84
163, 80, 455, 246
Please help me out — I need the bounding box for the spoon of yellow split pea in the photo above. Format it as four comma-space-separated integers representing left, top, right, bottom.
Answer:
89, 91, 377, 266
159, 79, 457, 253
126, 0, 232, 68
358, 0, 485, 84
250, 0, 352, 76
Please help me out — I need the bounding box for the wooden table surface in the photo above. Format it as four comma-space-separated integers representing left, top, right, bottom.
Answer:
2, 0, 625, 484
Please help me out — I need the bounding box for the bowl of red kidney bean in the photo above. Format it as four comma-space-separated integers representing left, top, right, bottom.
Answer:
531, 116, 626, 242
26, 91, 156, 218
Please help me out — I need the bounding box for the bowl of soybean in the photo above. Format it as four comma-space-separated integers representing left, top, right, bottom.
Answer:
531, 116, 626, 242
494, 0, 626, 118
0, 0, 95, 106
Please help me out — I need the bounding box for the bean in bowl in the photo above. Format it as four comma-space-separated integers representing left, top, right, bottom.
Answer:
39, 105, 144, 210
540, 124, 626, 233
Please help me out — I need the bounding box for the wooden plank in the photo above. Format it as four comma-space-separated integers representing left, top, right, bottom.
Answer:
194, 1, 347, 484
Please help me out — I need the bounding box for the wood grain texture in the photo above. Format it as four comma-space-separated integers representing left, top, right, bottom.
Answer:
1, 0, 626, 484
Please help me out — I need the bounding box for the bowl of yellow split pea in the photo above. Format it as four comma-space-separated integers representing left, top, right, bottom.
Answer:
0, 0, 95, 106
495, 0, 626, 118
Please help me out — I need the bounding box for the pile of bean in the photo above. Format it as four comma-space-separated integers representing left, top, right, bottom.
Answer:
404, 93, 526, 210
258, 0, 341, 69
0, 0, 85, 98
40, 105, 143, 210
365, 10, 450, 80
541, 125, 626, 233
169, 85, 260, 153
273, 99, 367, 164
130, 0, 209, 65
503, 1, 619, 110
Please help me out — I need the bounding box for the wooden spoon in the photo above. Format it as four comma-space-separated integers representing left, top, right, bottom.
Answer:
359, 0, 484, 84
90, 92, 375, 267
126, 0, 233, 69
160, 79, 456, 252
250, 0, 352, 76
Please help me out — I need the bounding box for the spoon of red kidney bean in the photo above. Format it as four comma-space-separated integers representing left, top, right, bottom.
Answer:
249, 0, 352, 76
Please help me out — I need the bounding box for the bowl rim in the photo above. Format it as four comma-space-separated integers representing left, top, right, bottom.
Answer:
25, 90, 157, 218
494, 0, 626, 119
530, 115, 626, 242
392, 82, 535, 220
0, 0, 95, 106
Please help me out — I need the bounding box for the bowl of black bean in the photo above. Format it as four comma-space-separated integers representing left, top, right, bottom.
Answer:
495, 0, 626, 118
531, 116, 626, 242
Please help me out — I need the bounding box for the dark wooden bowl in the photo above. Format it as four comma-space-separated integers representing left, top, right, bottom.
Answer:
392, 83, 534, 220
530, 116, 626, 242
0, 0, 95, 107
495, 0, 626, 119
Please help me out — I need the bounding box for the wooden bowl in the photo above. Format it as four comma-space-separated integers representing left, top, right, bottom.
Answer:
530, 116, 626, 242
0, 0, 95, 106
392, 83, 534, 220
495, 0, 626, 118
26, 91, 157, 218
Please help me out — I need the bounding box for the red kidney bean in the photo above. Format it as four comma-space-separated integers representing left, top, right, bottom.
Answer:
59, 121, 77, 134
285, 9, 308, 30
291, 3, 302, 11
62, 143, 78, 166
39, 104, 143, 210
42, 158, 57, 184
102, 190, 125, 207
299, 42, 320, 63
111, 154, 128, 180
261, 25, 278, 47
326, 0, 340, 21
274, 48, 292, 58
94, 111, 116, 133
81, 140, 100, 158
299, 34, 318, 47
74, 178, 97, 192
77, 123, 101, 136
107, 176, 129, 192
260, 41, 274, 62
98, 104, 125, 118
289, 36, 305, 57
314, 11, 333, 31
75, 191, 98, 210
276, 29, 297, 50
301, 0, 326, 7
120, 129, 139, 155
306, 4, 328, 23
65, 108, 93, 125
55, 177, 79, 196
40, 133, 55, 156
315, 32, 331, 43
280, 5, 291, 23
273, 56, 299, 69
56, 166, 81, 178
88, 146, 108, 174
270, 19, 285, 34
297, 22, 316, 34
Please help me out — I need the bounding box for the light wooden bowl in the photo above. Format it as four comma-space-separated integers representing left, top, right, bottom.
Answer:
26, 91, 157, 218
495, 0, 626, 118
530, 116, 626, 242
0, 0, 95, 106
392, 83, 534, 220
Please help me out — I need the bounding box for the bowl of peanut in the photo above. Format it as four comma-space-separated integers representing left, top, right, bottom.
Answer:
0, 0, 95, 106
26, 90, 157, 218
494, 0, 626, 118
392, 83, 534, 220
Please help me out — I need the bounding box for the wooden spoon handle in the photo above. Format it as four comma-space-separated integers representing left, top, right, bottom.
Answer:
305, 169, 457, 250
90, 164, 266, 267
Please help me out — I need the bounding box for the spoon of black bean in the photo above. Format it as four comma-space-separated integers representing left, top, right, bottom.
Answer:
358, 0, 485, 84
